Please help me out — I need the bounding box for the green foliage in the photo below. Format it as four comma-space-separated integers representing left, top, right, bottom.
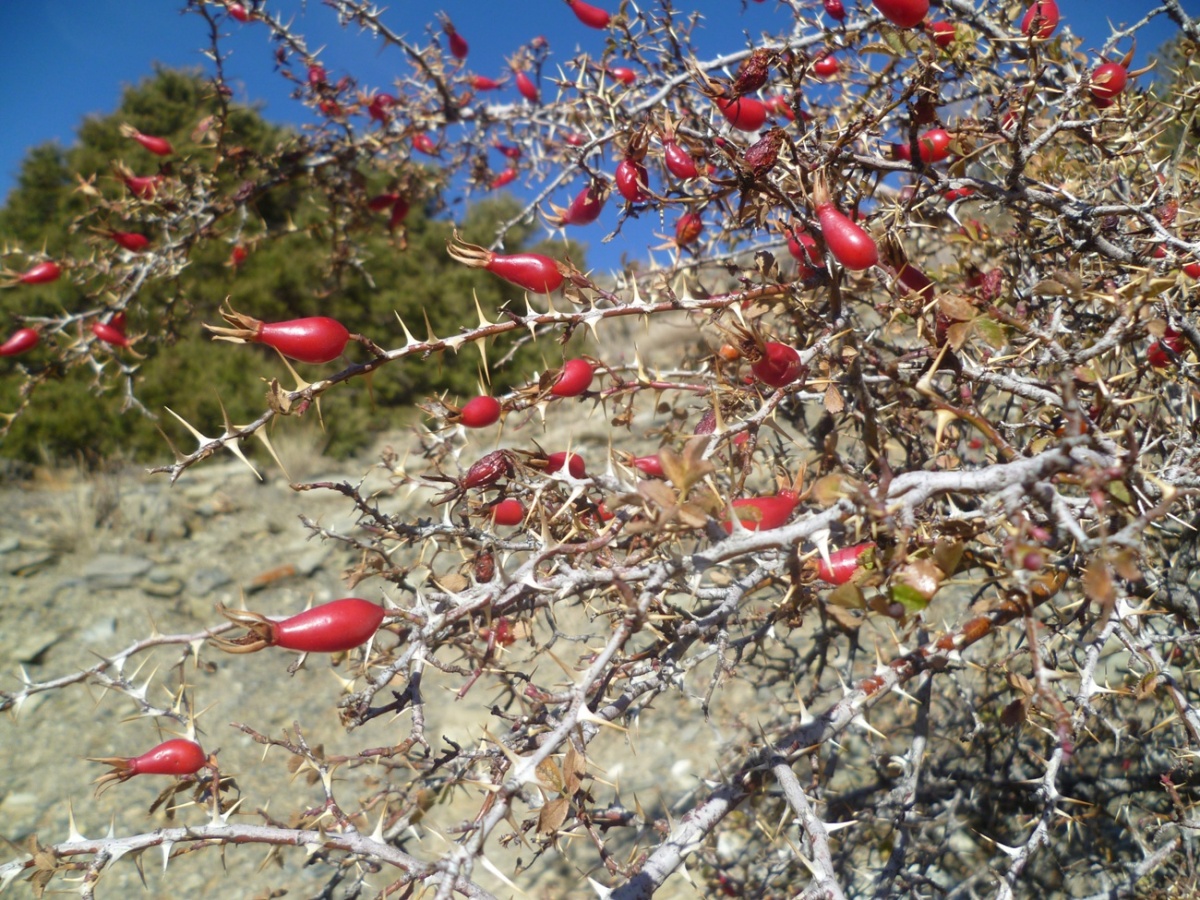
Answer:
0, 69, 584, 466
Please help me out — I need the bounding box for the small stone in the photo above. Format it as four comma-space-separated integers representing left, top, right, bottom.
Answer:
188, 567, 232, 596
81, 554, 153, 589
140, 577, 183, 598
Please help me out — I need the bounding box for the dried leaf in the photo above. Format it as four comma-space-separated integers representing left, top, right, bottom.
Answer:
946, 321, 972, 350
536, 758, 564, 794
827, 581, 865, 609
824, 383, 845, 414
1082, 558, 1115, 615
938, 293, 977, 322
564, 744, 587, 795
537, 796, 571, 835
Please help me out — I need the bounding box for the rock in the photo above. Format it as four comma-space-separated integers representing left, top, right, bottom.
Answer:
80, 554, 154, 589
188, 567, 232, 596
0, 792, 41, 841
3, 548, 58, 576
3, 629, 62, 664
140, 576, 184, 598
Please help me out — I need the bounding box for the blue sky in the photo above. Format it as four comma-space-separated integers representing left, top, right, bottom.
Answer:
0, 1, 1187, 273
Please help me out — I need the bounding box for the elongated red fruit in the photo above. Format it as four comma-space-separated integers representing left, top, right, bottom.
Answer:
471, 75, 504, 90
1019, 0, 1059, 38
442, 17, 469, 59
716, 96, 767, 132
873, 0, 929, 29
723, 494, 797, 532
514, 70, 540, 103
547, 181, 608, 227
16, 261, 61, 285
751, 341, 802, 387
664, 139, 699, 179
0, 328, 39, 356
824, 0, 846, 20
214, 598, 385, 653
447, 236, 564, 293
814, 179, 878, 270
120, 123, 173, 156
228, 3, 251, 22
567, 0, 611, 29
489, 168, 519, 190
204, 305, 350, 364
88, 738, 207, 791
110, 231, 150, 252
92, 321, 130, 347
551, 358, 595, 396
816, 542, 875, 584
608, 66, 637, 85
462, 450, 514, 490
615, 158, 649, 202
459, 395, 502, 428
368, 93, 395, 121
121, 173, 162, 199
493, 141, 523, 160
631, 454, 664, 477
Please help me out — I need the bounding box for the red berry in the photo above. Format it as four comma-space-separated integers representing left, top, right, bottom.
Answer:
91, 738, 207, 782
546, 452, 586, 478
551, 358, 595, 397
1147, 328, 1185, 368
367, 93, 395, 122
872, 0, 929, 29
608, 66, 637, 86
824, 0, 846, 20
1090, 62, 1128, 103
812, 55, 839, 78
110, 231, 150, 253
446, 237, 564, 293
816, 202, 877, 270
675, 212, 704, 247
489, 168, 519, 190
0, 328, 39, 357
262, 598, 384, 653
228, 3, 251, 22
205, 306, 351, 364
927, 20, 955, 47
442, 18, 469, 59
816, 542, 875, 584
92, 321, 130, 348
615, 158, 649, 202
631, 455, 664, 477
491, 498, 525, 526
1019, 0, 1059, 39
15, 261, 61, 285
460, 395, 502, 428
751, 342, 803, 387
412, 133, 438, 155
723, 494, 797, 533
567, 0, 611, 29
716, 96, 767, 131
121, 124, 173, 156
514, 70, 540, 103
463, 450, 514, 490
916, 128, 952, 163
549, 181, 607, 227
470, 75, 504, 91
663, 140, 699, 179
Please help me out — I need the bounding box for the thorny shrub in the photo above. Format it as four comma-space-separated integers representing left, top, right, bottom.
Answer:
3, 0, 1200, 897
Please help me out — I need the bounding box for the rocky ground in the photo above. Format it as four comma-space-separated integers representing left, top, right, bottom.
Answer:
0, 312, 752, 898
